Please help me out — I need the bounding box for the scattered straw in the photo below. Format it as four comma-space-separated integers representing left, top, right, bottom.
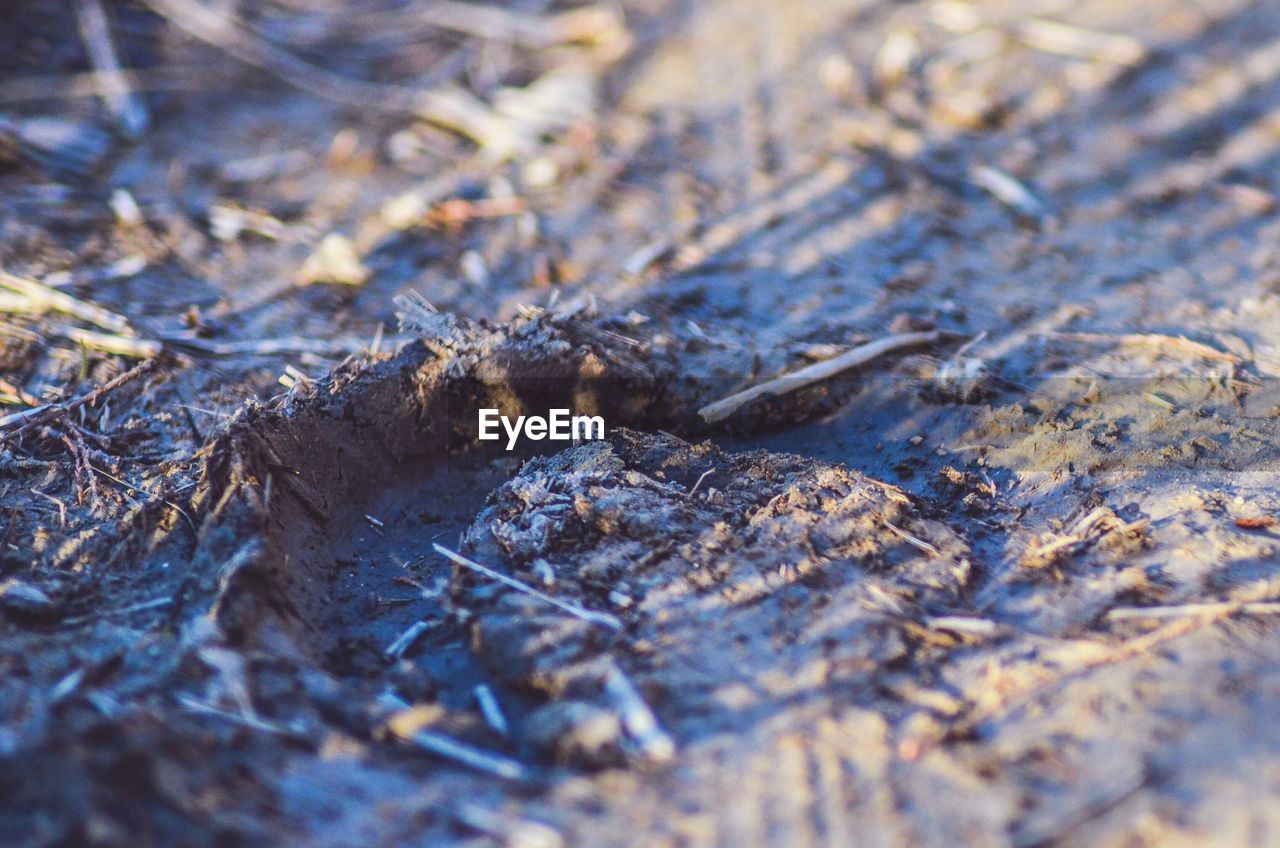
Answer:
0, 269, 134, 335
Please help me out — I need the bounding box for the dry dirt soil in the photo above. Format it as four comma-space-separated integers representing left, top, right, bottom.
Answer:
4, 1, 1280, 845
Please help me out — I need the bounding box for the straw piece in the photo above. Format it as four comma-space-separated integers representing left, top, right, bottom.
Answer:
698, 331, 942, 423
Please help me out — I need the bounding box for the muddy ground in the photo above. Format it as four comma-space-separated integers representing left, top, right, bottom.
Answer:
4, 0, 1280, 845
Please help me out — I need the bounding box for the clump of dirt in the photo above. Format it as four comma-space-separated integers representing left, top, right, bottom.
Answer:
457, 430, 972, 765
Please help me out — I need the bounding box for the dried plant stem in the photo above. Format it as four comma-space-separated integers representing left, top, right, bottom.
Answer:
473, 684, 510, 736
884, 521, 942, 558
602, 666, 675, 763
400, 727, 529, 780
66, 328, 163, 359
1107, 600, 1280, 621
361, 2, 622, 50
159, 334, 372, 358
139, 0, 496, 145
924, 615, 1001, 637
433, 543, 622, 631
0, 358, 156, 436
0, 269, 134, 335
1016, 19, 1146, 66
72, 0, 149, 136
385, 620, 430, 659
698, 331, 942, 423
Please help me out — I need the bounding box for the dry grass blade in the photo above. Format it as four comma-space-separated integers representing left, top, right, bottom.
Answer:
384, 620, 430, 660
1107, 600, 1280, 621
159, 334, 373, 358
924, 615, 1001, 637
884, 521, 942, 558
0, 269, 134, 335
968, 165, 1053, 222
72, 0, 149, 136
65, 327, 163, 359
451, 803, 563, 848
473, 684, 509, 736
177, 695, 308, 738
1016, 18, 1146, 66
384, 701, 530, 780
403, 728, 529, 780
433, 543, 622, 631
371, 1, 625, 51
698, 331, 943, 423
602, 666, 675, 763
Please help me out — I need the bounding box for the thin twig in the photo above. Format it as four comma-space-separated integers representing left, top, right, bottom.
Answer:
884, 521, 942, 558
1107, 600, 1280, 621
602, 665, 675, 763
924, 615, 1002, 637
1016, 18, 1146, 66
686, 468, 714, 499
139, 0, 418, 112
59, 596, 172, 627
0, 269, 134, 335
176, 695, 308, 739
433, 543, 622, 631
968, 164, 1054, 222
398, 726, 530, 781
158, 334, 373, 358
385, 620, 430, 659
473, 684, 510, 736
30, 488, 68, 529
0, 358, 155, 435
698, 331, 943, 423
66, 327, 163, 359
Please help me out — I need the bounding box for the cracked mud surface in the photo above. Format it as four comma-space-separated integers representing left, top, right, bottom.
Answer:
6, 0, 1280, 845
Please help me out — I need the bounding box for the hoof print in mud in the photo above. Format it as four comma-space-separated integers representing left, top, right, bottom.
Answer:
456, 430, 973, 765
15, 0, 1278, 840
